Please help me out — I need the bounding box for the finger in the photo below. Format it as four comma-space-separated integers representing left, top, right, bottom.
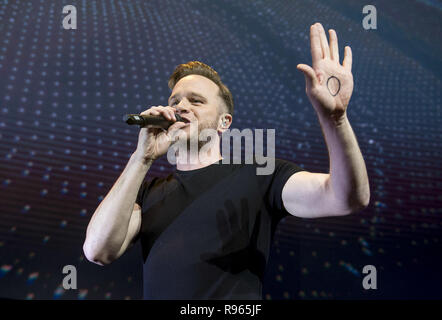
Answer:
297, 64, 319, 87
156, 107, 173, 120
166, 106, 177, 121
144, 125, 161, 132
141, 108, 160, 116
310, 24, 322, 65
167, 121, 187, 135
169, 109, 177, 121
316, 23, 330, 59
329, 29, 339, 62
162, 108, 174, 121
161, 107, 177, 121
167, 124, 187, 143
343, 46, 352, 72
141, 106, 176, 120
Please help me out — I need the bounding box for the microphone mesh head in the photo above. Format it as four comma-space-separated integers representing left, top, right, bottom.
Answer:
174, 113, 183, 122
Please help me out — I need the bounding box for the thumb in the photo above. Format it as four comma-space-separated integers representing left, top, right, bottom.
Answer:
166, 121, 187, 142
297, 64, 318, 87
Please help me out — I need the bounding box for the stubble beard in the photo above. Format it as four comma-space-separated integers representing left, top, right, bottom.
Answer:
184, 116, 218, 151
168, 115, 220, 165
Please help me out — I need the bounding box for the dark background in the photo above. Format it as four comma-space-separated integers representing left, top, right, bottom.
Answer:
0, 0, 441, 299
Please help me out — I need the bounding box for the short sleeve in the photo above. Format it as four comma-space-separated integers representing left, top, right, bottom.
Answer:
258, 158, 306, 218
135, 180, 146, 207
135, 177, 156, 207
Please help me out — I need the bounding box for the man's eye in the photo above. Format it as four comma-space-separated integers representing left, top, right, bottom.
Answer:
192, 99, 202, 103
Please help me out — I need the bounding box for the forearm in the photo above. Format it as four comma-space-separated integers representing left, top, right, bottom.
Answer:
317, 110, 370, 210
84, 153, 152, 259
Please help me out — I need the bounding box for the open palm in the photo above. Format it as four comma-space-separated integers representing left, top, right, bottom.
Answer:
297, 23, 353, 119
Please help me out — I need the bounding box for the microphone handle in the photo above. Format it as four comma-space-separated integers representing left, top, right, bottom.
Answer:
124, 113, 183, 128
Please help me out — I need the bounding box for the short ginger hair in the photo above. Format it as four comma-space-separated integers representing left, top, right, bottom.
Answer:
168, 61, 234, 116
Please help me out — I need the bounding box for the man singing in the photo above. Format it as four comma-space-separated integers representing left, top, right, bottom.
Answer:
83, 23, 370, 299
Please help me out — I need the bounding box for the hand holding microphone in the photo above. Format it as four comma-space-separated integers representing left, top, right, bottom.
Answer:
130, 106, 189, 163
124, 112, 184, 129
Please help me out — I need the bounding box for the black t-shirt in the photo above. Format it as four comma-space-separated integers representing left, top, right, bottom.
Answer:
135, 158, 305, 300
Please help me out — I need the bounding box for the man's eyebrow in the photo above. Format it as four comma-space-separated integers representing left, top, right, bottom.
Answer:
168, 94, 178, 103
168, 92, 207, 103
190, 92, 207, 100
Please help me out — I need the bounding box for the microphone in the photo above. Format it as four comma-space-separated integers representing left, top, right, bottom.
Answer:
124, 113, 184, 128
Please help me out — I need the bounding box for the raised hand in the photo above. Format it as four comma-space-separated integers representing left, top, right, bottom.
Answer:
297, 23, 354, 121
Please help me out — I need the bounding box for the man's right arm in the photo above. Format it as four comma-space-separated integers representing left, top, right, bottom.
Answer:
82, 153, 153, 265
83, 105, 186, 265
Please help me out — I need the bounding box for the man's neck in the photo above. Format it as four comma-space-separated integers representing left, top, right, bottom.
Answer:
176, 150, 223, 171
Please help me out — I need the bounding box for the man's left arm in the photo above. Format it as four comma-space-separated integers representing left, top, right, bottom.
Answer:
282, 22, 370, 218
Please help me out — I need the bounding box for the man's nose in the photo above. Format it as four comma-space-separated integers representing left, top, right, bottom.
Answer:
175, 100, 190, 114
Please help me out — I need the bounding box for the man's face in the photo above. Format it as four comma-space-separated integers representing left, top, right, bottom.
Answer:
168, 75, 222, 148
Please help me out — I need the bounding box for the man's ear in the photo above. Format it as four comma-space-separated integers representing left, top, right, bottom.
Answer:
217, 113, 232, 133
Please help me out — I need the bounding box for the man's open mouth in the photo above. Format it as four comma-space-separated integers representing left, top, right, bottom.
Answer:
179, 117, 191, 124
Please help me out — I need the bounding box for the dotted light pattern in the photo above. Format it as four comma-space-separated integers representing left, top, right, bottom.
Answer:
0, 0, 441, 299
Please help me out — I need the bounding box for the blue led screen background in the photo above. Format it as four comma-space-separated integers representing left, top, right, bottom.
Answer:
0, 0, 441, 299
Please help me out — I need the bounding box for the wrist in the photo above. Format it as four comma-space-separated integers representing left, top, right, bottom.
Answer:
131, 151, 155, 167
316, 108, 348, 127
